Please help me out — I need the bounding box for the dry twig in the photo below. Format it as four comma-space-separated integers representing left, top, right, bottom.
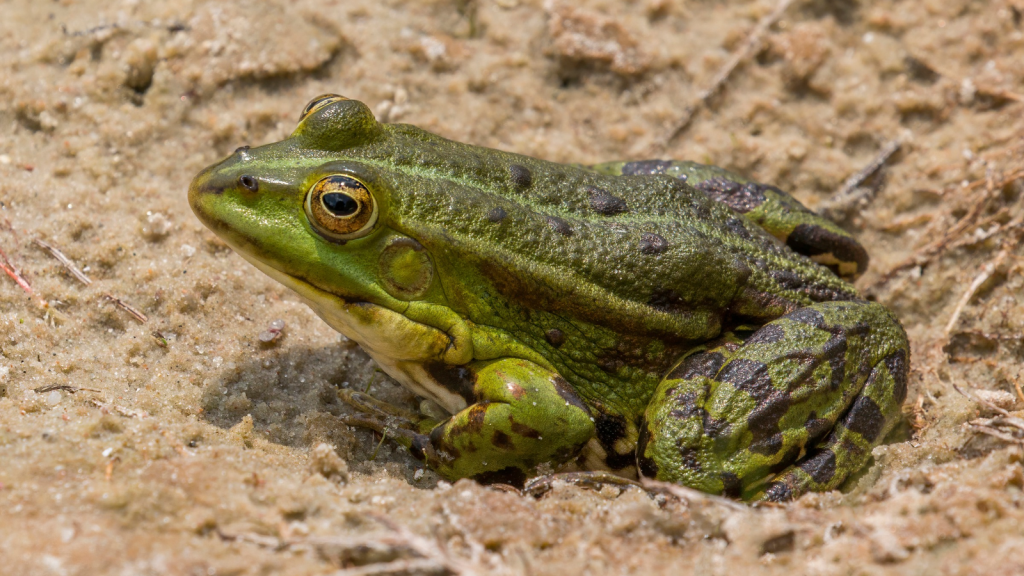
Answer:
661, 0, 795, 147
33, 238, 92, 286
102, 294, 148, 323
872, 168, 1024, 289
819, 139, 902, 221
943, 248, 1009, 336
33, 384, 101, 394
0, 243, 51, 311
0, 246, 33, 294
641, 478, 748, 512
955, 384, 1024, 445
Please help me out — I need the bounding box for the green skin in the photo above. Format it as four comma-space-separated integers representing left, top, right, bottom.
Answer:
189, 96, 910, 501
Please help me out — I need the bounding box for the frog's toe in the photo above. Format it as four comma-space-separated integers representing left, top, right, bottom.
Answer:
338, 388, 422, 426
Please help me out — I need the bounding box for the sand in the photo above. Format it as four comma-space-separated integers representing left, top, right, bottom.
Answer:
2, 0, 1023, 574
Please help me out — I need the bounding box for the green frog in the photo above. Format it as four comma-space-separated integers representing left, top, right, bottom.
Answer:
189, 95, 909, 501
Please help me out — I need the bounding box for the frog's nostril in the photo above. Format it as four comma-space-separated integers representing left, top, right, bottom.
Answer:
239, 175, 259, 192
234, 145, 251, 155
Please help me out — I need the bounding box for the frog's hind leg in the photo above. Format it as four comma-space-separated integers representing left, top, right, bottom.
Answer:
637, 300, 909, 502
591, 159, 868, 280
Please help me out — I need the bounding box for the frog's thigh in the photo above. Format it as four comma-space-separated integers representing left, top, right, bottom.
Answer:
419, 358, 595, 486
638, 301, 909, 501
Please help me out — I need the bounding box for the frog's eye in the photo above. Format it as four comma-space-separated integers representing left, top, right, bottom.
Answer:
304, 174, 378, 241
298, 94, 349, 123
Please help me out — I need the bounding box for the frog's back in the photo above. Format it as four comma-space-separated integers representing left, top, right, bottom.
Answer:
358, 124, 858, 343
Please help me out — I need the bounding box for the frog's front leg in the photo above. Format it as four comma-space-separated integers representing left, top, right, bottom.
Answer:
638, 300, 909, 501
343, 358, 596, 485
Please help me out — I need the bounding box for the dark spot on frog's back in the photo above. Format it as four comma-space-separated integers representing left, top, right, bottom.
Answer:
786, 223, 869, 275
725, 217, 751, 240
885, 348, 910, 404
769, 269, 807, 292
586, 186, 628, 215
509, 417, 542, 439
545, 328, 565, 347
720, 472, 742, 498
743, 323, 785, 346
804, 412, 831, 441
648, 288, 690, 314
492, 430, 515, 450
639, 233, 668, 255
668, 351, 727, 380
798, 449, 837, 484
784, 307, 827, 328
424, 362, 477, 404
551, 375, 589, 413
622, 160, 672, 175
676, 446, 702, 471
487, 207, 507, 223
546, 216, 574, 237
695, 178, 766, 213
509, 164, 533, 190
842, 396, 886, 442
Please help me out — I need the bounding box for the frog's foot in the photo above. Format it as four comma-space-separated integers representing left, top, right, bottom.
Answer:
523, 471, 643, 498
638, 300, 909, 502
338, 388, 426, 428
340, 360, 597, 488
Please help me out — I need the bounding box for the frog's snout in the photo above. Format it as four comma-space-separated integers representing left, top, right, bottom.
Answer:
188, 162, 235, 226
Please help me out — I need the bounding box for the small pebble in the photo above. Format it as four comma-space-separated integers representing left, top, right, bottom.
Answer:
258, 319, 286, 342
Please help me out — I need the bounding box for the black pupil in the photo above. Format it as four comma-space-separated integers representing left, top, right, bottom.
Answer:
322, 193, 358, 216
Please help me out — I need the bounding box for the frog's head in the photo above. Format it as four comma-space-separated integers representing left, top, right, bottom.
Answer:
189, 96, 474, 410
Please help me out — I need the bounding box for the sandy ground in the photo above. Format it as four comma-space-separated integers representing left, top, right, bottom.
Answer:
2, 0, 1024, 574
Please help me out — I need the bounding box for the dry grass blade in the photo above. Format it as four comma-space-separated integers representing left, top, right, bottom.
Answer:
957, 384, 1024, 445
660, 0, 795, 147
0, 243, 51, 310
33, 384, 101, 394
819, 139, 902, 220
326, 558, 451, 576
33, 238, 92, 285
836, 140, 903, 197
943, 248, 1008, 336
102, 294, 148, 323
968, 424, 1023, 444
641, 478, 748, 512
953, 384, 1010, 417
872, 168, 1024, 288
90, 399, 149, 419
0, 246, 33, 293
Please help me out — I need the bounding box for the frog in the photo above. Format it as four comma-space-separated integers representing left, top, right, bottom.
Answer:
189, 94, 909, 501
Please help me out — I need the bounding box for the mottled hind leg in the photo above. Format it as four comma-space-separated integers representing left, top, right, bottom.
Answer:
759, 335, 909, 501
638, 300, 909, 501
